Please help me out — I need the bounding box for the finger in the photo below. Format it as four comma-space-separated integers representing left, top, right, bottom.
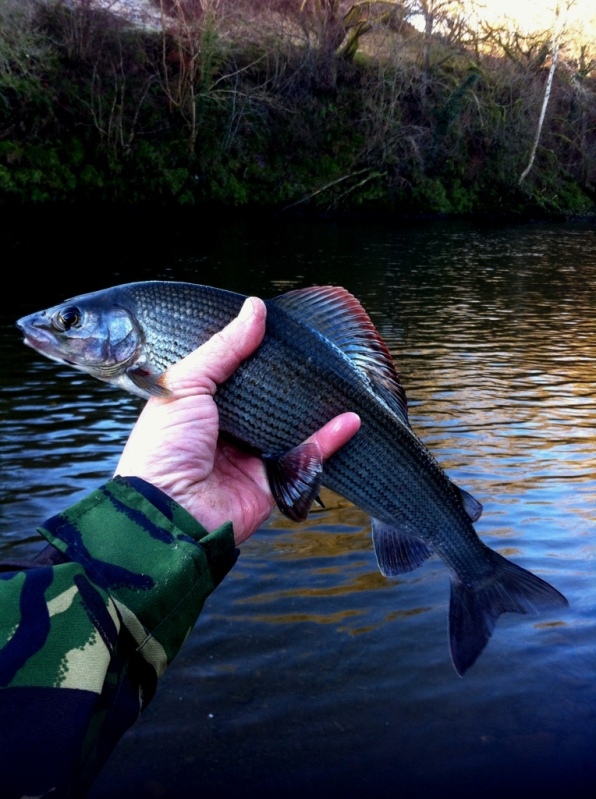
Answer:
161, 297, 267, 395
307, 412, 361, 460
222, 412, 360, 481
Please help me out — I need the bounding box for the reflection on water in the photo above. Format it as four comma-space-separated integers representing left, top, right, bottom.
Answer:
1, 218, 595, 798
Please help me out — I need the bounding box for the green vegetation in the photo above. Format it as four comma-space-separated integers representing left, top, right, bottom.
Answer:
0, 0, 594, 217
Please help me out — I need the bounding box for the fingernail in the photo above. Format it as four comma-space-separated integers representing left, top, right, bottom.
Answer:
238, 298, 255, 322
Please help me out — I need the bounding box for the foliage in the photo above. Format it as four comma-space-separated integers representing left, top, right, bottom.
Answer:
0, 0, 593, 217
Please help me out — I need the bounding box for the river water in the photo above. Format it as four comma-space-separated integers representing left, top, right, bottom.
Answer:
1, 214, 595, 798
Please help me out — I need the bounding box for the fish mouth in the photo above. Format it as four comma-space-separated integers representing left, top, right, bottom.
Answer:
17, 320, 75, 366
21, 336, 74, 366
17, 321, 53, 352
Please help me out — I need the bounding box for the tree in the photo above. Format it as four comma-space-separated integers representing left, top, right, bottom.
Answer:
519, 3, 572, 184
156, 0, 226, 151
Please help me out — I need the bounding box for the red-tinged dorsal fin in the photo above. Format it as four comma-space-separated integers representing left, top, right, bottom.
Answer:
272, 286, 409, 425
263, 442, 324, 522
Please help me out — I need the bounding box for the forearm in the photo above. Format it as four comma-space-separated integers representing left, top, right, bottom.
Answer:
0, 476, 238, 798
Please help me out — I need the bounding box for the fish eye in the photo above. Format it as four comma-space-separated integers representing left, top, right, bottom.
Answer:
52, 306, 82, 332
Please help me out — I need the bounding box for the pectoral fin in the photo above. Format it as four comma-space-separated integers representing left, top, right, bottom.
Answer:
263, 442, 324, 522
372, 518, 434, 575
127, 367, 172, 398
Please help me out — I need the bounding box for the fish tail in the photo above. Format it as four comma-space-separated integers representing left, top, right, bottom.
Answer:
449, 550, 568, 676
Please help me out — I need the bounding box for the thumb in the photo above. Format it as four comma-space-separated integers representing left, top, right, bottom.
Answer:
160, 297, 267, 397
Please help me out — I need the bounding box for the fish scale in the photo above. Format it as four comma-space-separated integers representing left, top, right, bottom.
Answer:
17, 280, 568, 675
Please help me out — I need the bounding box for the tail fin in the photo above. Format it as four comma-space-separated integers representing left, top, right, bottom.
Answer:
449, 550, 568, 676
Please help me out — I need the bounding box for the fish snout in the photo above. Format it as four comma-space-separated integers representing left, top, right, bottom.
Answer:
16, 313, 58, 356
17, 312, 51, 335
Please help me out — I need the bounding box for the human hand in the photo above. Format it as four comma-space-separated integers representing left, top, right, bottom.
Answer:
115, 297, 361, 545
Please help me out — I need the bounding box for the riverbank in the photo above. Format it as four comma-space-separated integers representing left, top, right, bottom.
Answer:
1, 1, 594, 217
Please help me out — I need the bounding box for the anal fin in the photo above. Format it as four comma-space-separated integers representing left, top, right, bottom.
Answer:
372, 518, 434, 576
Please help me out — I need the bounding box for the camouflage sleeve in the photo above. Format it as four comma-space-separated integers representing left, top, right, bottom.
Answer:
0, 475, 238, 799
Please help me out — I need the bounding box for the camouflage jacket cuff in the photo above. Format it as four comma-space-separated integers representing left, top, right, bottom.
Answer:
37, 476, 238, 673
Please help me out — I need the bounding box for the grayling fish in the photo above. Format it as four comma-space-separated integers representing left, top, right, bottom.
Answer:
17, 281, 568, 674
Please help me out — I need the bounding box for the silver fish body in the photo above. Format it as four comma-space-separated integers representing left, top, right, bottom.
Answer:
17, 281, 568, 674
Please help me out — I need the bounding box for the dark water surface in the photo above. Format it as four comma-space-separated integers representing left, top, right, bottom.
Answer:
1, 215, 595, 798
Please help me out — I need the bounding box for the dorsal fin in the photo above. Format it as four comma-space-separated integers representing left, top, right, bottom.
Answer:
271, 286, 409, 425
